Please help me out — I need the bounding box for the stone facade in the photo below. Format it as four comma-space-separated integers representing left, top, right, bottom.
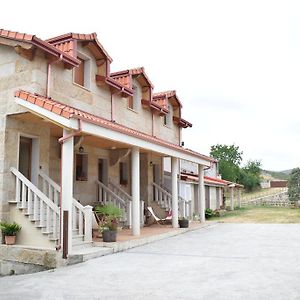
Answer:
0, 36, 182, 227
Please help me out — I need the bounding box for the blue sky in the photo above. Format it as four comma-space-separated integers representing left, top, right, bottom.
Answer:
3, 0, 300, 170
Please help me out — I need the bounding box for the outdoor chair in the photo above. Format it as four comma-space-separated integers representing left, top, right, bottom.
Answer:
147, 207, 172, 225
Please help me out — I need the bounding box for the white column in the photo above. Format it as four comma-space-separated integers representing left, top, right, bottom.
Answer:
83, 205, 93, 242
230, 187, 235, 210
237, 188, 242, 208
171, 157, 179, 228
131, 146, 140, 236
61, 129, 74, 253
198, 165, 205, 223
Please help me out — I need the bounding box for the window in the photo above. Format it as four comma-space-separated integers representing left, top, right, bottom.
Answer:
119, 162, 128, 185
164, 105, 172, 127
76, 153, 88, 181
73, 54, 91, 89
128, 85, 138, 111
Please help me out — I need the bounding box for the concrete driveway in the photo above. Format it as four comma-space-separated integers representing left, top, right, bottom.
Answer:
1, 223, 300, 300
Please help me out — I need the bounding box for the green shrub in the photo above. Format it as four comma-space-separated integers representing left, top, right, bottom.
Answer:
213, 210, 220, 217
0, 221, 21, 236
205, 208, 214, 219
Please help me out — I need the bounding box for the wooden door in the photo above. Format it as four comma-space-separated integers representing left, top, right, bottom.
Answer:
19, 137, 32, 180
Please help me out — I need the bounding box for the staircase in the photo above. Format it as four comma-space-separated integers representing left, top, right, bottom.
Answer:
10, 168, 60, 243
152, 182, 192, 218
10, 168, 92, 248
96, 179, 144, 227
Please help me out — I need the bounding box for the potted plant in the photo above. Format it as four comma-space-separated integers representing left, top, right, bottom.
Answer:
178, 217, 189, 228
95, 203, 122, 242
0, 221, 21, 245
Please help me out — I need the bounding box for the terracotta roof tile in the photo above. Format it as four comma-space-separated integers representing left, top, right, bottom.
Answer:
111, 67, 154, 89
46, 32, 112, 62
0, 29, 34, 42
0, 28, 79, 68
15, 90, 214, 163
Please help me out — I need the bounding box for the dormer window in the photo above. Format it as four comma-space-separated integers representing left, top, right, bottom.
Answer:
128, 85, 138, 111
73, 53, 91, 90
164, 105, 172, 127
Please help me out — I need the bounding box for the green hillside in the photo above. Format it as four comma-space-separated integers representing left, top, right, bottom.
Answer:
262, 169, 291, 181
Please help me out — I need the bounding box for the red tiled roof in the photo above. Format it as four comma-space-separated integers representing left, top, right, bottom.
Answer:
95, 75, 133, 97
153, 90, 182, 108
111, 67, 154, 89
46, 32, 112, 62
0, 29, 79, 68
15, 90, 214, 163
173, 116, 192, 128
180, 172, 243, 188
204, 176, 230, 186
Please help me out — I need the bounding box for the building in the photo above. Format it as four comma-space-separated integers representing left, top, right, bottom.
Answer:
0, 29, 214, 257
165, 160, 243, 214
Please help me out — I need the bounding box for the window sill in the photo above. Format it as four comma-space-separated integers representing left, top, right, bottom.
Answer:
73, 82, 91, 92
127, 107, 138, 114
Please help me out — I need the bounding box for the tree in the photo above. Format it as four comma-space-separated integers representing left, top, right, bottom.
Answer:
239, 160, 262, 192
210, 144, 243, 182
288, 168, 300, 203
243, 160, 261, 176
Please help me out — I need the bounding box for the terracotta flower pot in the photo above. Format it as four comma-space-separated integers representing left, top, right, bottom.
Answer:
4, 235, 16, 245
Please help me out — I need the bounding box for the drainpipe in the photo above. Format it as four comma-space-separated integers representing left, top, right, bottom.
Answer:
56, 119, 83, 253
46, 54, 63, 98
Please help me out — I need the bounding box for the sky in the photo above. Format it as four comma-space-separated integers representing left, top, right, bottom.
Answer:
2, 0, 300, 171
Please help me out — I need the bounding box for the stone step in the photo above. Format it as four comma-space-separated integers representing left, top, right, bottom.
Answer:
68, 246, 113, 265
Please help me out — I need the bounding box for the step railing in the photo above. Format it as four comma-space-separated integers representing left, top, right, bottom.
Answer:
108, 179, 132, 204
11, 167, 60, 239
152, 182, 172, 210
109, 179, 144, 226
153, 183, 192, 218
38, 170, 92, 242
96, 180, 131, 227
38, 170, 60, 206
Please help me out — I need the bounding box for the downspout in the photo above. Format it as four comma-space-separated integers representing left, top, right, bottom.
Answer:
56, 119, 83, 253
46, 54, 63, 98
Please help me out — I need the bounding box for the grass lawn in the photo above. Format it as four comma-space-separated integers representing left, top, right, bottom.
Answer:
210, 206, 300, 223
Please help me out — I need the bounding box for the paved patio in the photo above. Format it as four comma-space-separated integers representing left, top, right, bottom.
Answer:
1, 223, 300, 299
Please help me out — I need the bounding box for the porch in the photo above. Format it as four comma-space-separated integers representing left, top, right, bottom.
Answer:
4, 90, 213, 258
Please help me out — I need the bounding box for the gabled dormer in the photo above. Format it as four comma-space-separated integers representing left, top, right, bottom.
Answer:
0, 29, 79, 69
111, 67, 153, 111
153, 91, 192, 129
46, 32, 133, 97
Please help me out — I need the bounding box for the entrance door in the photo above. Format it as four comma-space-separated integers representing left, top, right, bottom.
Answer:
98, 159, 108, 185
19, 137, 32, 180
152, 164, 161, 185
